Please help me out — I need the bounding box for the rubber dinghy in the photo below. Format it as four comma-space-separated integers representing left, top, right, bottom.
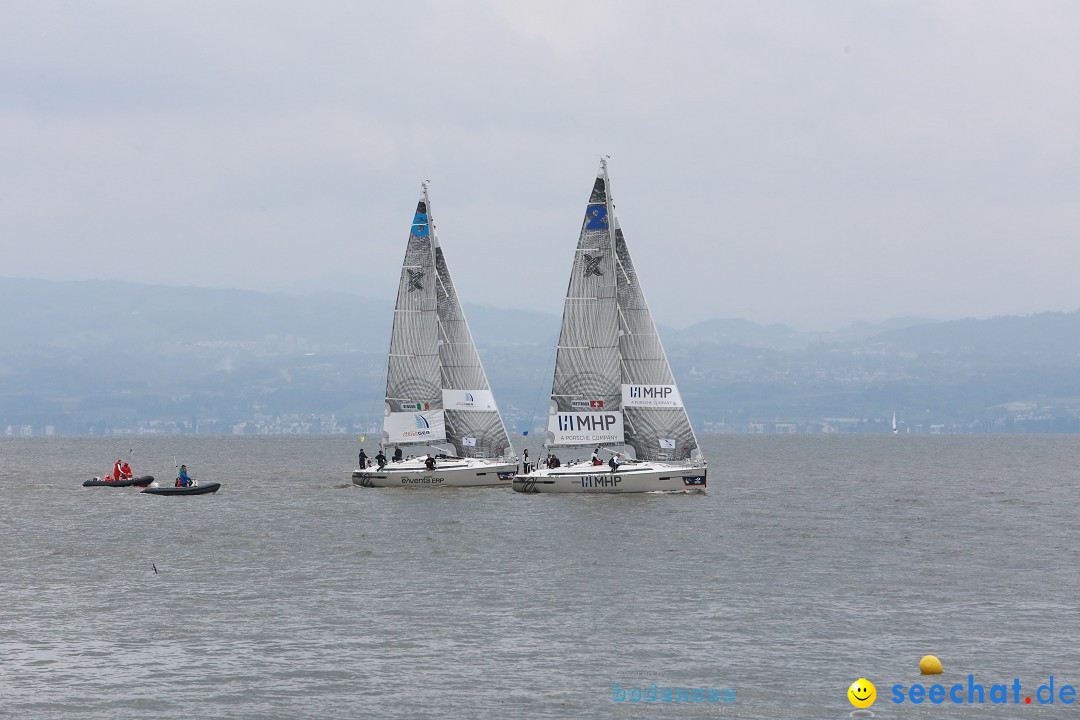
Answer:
141, 482, 221, 496
83, 475, 155, 488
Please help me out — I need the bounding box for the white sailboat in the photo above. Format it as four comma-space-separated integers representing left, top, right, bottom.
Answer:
892, 412, 898, 434
353, 183, 517, 488
513, 160, 707, 494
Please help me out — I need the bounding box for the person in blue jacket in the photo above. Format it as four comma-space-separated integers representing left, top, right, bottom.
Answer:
176, 464, 192, 487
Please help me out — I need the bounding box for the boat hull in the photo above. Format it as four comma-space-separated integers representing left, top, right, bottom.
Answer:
141, 482, 221, 496
512, 462, 706, 494
352, 458, 517, 488
83, 475, 154, 488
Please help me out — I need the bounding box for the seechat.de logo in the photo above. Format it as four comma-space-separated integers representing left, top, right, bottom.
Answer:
892, 675, 1076, 706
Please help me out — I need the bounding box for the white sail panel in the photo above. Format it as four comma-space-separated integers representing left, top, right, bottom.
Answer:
621, 384, 684, 408
384, 409, 446, 444
442, 389, 498, 412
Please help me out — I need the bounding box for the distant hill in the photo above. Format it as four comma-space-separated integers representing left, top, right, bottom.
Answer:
662, 318, 805, 350
2, 277, 1079, 435
0, 277, 560, 352
872, 311, 1080, 359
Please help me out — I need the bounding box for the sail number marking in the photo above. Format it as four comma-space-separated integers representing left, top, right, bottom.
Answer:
585, 204, 608, 230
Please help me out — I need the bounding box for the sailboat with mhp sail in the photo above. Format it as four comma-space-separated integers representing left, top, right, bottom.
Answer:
513, 160, 707, 494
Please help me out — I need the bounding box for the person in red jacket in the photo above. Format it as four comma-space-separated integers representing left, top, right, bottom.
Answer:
120, 461, 133, 479
113, 460, 123, 481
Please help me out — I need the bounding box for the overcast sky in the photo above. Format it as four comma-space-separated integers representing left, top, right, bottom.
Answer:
2, 1, 1078, 330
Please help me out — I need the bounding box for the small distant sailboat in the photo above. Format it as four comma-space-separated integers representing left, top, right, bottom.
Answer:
513, 160, 707, 494
352, 183, 517, 488
892, 412, 898, 434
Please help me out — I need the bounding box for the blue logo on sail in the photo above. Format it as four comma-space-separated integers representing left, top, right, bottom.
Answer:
412, 212, 429, 237
465, 392, 474, 402
414, 414, 430, 429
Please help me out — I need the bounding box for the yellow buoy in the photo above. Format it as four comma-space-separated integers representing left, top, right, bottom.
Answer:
920, 655, 943, 674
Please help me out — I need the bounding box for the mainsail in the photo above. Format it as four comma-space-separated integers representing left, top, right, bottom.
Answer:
382, 184, 513, 460
546, 160, 701, 463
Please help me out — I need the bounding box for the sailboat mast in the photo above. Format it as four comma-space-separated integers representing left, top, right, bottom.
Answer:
600, 157, 617, 261
422, 180, 448, 392
422, 180, 451, 455
421, 180, 436, 262
601, 158, 634, 447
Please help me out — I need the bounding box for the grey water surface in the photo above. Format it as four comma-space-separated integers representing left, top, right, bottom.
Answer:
1, 435, 1077, 719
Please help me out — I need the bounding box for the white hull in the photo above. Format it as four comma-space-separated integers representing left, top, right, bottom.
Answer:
512, 460, 706, 494
352, 457, 517, 488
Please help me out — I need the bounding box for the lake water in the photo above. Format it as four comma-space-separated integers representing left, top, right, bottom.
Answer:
1, 434, 1077, 719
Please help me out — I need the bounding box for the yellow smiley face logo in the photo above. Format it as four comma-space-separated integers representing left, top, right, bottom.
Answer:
848, 678, 876, 708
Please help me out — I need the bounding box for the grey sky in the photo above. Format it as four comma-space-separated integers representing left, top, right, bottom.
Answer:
2, 1, 1078, 330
